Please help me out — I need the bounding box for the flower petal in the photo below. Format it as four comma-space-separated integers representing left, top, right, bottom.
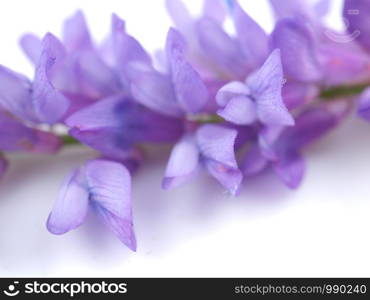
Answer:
204, 159, 243, 196
77, 50, 121, 100
216, 80, 250, 106
315, 0, 331, 18
247, 49, 294, 126
282, 81, 318, 110
165, 0, 194, 36
166, 28, 209, 113
196, 124, 242, 195
62, 11, 93, 52
112, 14, 152, 65
196, 17, 248, 79
0, 65, 37, 122
32, 33, 70, 124
217, 95, 257, 125
319, 43, 370, 86
273, 150, 305, 189
0, 110, 61, 153
85, 159, 136, 251
111, 14, 152, 84
203, 0, 226, 24
65, 95, 123, 130
270, 19, 322, 83
19, 33, 42, 65
269, 0, 314, 21
162, 134, 200, 190
67, 95, 183, 160
258, 125, 285, 160
278, 105, 347, 151
47, 168, 89, 235
232, 1, 268, 68
130, 68, 183, 117
242, 145, 269, 176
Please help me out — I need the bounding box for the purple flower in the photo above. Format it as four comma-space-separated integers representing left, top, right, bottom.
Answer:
343, 0, 370, 52
0, 108, 61, 179
163, 124, 242, 195
269, 0, 330, 24
128, 27, 242, 193
0, 34, 69, 125
216, 49, 294, 127
270, 1, 370, 88
47, 159, 136, 251
65, 94, 184, 161
0, 109, 61, 153
243, 102, 350, 188
22, 12, 121, 102
130, 27, 209, 116
270, 19, 322, 84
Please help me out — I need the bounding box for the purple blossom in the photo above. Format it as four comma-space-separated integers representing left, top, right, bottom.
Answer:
163, 124, 242, 195
243, 102, 350, 188
166, 0, 268, 81
216, 49, 294, 127
130, 27, 209, 116
65, 94, 184, 161
0, 37, 69, 125
0, 109, 61, 153
271, 0, 370, 86
47, 159, 136, 251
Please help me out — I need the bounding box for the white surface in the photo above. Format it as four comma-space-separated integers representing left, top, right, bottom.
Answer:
1, 0, 369, 277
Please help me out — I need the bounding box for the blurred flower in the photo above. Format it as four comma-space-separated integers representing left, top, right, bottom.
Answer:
65, 94, 184, 161
166, 0, 268, 81
343, 0, 370, 52
242, 102, 351, 188
0, 37, 69, 125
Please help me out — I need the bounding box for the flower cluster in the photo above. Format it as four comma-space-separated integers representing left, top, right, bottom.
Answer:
0, 0, 369, 251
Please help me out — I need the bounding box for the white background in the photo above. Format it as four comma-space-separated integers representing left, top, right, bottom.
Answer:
1, 0, 369, 277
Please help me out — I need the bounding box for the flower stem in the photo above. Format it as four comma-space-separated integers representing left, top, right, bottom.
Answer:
61, 135, 80, 146
320, 83, 369, 100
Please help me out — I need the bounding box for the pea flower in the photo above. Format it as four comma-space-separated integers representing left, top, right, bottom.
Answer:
0, 35, 70, 124
166, 0, 268, 81
163, 124, 242, 195
0, 108, 61, 179
242, 102, 350, 188
47, 159, 136, 251
216, 49, 293, 127
65, 94, 184, 161
21, 11, 121, 103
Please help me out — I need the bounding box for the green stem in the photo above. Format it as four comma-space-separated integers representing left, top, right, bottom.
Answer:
61, 135, 80, 146
187, 113, 224, 124
320, 83, 369, 100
